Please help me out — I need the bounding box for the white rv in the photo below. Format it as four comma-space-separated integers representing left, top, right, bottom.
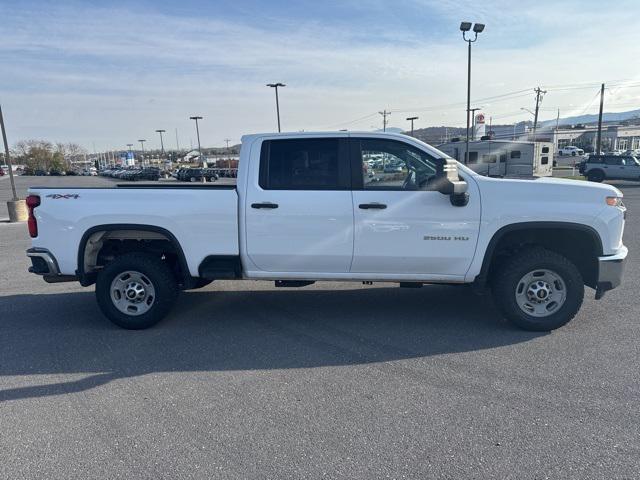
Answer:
436, 139, 553, 177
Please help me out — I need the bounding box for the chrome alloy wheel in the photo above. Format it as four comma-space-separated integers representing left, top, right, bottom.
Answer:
515, 269, 567, 317
110, 270, 156, 316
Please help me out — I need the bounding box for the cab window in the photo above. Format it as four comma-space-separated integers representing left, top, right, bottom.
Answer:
354, 138, 441, 191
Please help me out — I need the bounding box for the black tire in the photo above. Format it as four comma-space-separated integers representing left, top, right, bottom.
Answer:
587, 170, 604, 182
96, 252, 179, 329
492, 247, 584, 331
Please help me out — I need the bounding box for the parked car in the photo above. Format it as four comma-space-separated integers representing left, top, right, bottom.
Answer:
580, 154, 640, 181
558, 146, 585, 156
25, 132, 628, 333
177, 167, 218, 182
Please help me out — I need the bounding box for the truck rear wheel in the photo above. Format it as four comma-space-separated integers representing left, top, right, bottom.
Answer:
492, 247, 584, 331
96, 252, 178, 329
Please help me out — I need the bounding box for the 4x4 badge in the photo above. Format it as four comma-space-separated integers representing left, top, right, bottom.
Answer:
45, 194, 80, 199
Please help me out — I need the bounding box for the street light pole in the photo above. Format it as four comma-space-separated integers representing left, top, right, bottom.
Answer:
460, 21, 485, 164
266, 83, 285, 132
406, 116, 418, 136
189, 116, 203, 160
155, 129, 166, 158
138, 139, 146, 166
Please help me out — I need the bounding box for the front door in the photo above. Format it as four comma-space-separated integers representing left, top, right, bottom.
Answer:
245, 137, 354, 273
350, 137, 480, 278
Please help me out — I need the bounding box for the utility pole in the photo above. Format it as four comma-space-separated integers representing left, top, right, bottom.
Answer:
379, 110, 390, 132
175, 128, 180, 152
406, 116, 418, 136
596, 83, 605, 155
224, 138, 231, 151
532, 87, 547, 139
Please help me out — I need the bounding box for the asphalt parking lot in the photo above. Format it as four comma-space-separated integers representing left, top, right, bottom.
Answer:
1, 175, 639, 479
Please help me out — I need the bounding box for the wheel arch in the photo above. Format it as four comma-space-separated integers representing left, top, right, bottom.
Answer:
76, 224, 192, 286
477, 221, 603, 289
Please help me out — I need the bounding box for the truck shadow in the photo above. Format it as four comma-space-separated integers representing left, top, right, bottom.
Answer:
0, 285, 545, 402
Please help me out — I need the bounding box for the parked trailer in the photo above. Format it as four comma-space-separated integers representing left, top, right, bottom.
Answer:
436, 139, 553, 177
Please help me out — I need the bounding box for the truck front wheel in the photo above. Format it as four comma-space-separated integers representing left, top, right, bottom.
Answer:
492, 247, 584, 331
95, 253, 179, 329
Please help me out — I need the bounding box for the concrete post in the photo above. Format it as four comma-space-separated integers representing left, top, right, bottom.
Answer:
7, 199, 28, 222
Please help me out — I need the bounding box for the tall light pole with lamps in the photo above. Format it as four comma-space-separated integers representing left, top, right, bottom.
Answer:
155, 129, 166, 159
189, 116, 203, 161
460, 21, 485, 164
266, 83, 285, 132
406, 116, 418, 136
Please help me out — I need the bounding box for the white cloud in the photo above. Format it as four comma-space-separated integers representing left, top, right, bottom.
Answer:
0, 1, 639, 148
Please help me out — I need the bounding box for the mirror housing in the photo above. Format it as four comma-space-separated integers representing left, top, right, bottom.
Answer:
434, 158, 469, 207
435, 158, 468, 194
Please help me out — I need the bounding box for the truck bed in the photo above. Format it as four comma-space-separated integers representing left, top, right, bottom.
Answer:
28, 185, 239, 277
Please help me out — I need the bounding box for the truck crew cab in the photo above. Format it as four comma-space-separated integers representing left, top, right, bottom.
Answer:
26, 132, 627, 331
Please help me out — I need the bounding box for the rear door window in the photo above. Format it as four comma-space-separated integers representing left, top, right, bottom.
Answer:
259, 138, 349, 190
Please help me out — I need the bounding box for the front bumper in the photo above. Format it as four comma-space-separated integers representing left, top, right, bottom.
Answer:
595, 245, 628, 299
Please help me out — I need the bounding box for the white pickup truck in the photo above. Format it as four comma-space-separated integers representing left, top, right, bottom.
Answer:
26, 132, 627, 331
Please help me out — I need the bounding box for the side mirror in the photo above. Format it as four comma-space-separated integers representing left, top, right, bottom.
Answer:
434, 158, 469, 206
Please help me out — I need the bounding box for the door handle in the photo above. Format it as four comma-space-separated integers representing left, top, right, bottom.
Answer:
251, 202, 279, 209
359, 203, 387, 210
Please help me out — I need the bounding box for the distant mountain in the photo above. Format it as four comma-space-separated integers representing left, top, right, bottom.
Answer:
372, 127, 405, 134
540, 109, 640, 127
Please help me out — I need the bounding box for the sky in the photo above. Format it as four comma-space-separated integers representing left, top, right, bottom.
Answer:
1, 0, 640, 151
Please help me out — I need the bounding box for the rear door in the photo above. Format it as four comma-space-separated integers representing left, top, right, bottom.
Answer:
244, 137, 354, 273
350, 137, 481, 278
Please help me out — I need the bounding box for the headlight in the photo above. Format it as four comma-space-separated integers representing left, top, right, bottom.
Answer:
606, 196, 624, 207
